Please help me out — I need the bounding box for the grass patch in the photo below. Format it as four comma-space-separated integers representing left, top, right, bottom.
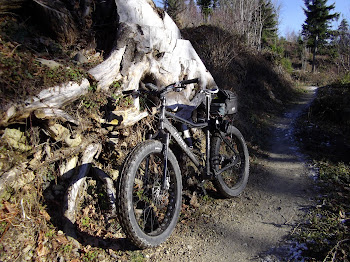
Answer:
295, 161, 350, 261
129, 251, 145, 262
0, 16, 92, 110
294, 82, 350, 261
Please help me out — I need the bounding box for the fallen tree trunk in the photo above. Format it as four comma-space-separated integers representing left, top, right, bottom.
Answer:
0, 79, 90, 127
89, 0, 217, 94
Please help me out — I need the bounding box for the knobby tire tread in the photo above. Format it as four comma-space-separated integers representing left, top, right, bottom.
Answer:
117, 140, 182, 249
211, 125, 249, 198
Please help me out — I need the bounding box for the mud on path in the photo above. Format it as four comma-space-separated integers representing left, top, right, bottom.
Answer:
143, 87, 318, 261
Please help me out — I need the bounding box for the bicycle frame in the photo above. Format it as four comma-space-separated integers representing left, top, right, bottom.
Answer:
116, 80, 249, 249
151, 92, 242, 188
150, 91, 217, 186
162, 112, 240, 173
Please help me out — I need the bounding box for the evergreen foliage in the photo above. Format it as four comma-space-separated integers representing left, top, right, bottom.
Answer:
196, 0, 218, 20
162, 0, 185, 23
260, 0, 278, 49
302, 0, 339, 72
331, 19, 350, 72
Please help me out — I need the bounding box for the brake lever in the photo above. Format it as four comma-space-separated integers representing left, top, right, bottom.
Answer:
122, 90, 134, 95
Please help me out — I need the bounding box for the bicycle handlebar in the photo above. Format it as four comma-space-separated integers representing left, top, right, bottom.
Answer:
122, 78, 201, 97
177, 78, 199, 86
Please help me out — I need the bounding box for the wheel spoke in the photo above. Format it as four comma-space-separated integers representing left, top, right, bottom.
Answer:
132, 152, 176, 236
118, 140, 181, 247
219, 135, 242, 187
211, 126, 249, 197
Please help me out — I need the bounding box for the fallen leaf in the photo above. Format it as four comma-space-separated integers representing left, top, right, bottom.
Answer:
40, 209, 51, 221
55, 235, 68, 245
51, 239, 59, 250
4, 202, 17, 214
190, 192, 200, 208
37, 243, 49, 257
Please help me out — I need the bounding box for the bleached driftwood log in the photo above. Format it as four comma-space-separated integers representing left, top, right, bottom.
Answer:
63, 143, 102, 239
0, 79, 90, 127
90, 0, 217, 93
1, 0, 217, 128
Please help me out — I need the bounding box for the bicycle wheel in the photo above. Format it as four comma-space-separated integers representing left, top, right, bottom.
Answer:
117, 140, 182, 248
211, 125, 249, 197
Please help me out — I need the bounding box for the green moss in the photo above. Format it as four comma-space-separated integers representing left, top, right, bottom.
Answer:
82, 250, 98, 262
81, 216, 91, 227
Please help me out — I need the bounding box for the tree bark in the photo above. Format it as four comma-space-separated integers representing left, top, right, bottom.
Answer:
312, 35, 318, 73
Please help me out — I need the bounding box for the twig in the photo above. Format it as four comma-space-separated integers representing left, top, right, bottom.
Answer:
20, 198, 31, 221
323, 239, 350, 262
290, 222, 301, 235
0, 12, 20, 17
7, 44, 21, 57
0, 222, 11, 243
0, 205, 19, 242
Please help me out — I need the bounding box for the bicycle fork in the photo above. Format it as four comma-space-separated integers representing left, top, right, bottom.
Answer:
159, 95, 170, 191
161, 132, 170, 190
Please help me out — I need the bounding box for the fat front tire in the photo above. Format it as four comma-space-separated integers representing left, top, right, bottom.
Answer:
117, 140, 182, 248
211, 125, 249, 197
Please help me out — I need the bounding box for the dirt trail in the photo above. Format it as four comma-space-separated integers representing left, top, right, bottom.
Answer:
144, 86, 318, 261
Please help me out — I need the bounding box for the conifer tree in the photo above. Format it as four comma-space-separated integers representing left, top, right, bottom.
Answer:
162, 0, 185, 24
302, 0, 339, 72
333, 19, 350, 72
197, 0, 218, 21
260, 0, 278, 49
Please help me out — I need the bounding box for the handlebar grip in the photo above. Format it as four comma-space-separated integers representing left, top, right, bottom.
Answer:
180, 78, 199, 85
122, 90, 135, 95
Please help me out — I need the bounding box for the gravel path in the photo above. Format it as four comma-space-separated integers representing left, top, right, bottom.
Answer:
143, 87, 318, 261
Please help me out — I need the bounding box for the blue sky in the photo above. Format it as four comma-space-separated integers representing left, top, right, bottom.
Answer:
280, 0, 350, 37
153, 0, 350, 37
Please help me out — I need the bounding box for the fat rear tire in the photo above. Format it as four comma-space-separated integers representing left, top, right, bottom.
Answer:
211, 125, 249, 197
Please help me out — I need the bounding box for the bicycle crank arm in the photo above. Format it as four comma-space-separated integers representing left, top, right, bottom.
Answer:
214, 158, 240, 176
